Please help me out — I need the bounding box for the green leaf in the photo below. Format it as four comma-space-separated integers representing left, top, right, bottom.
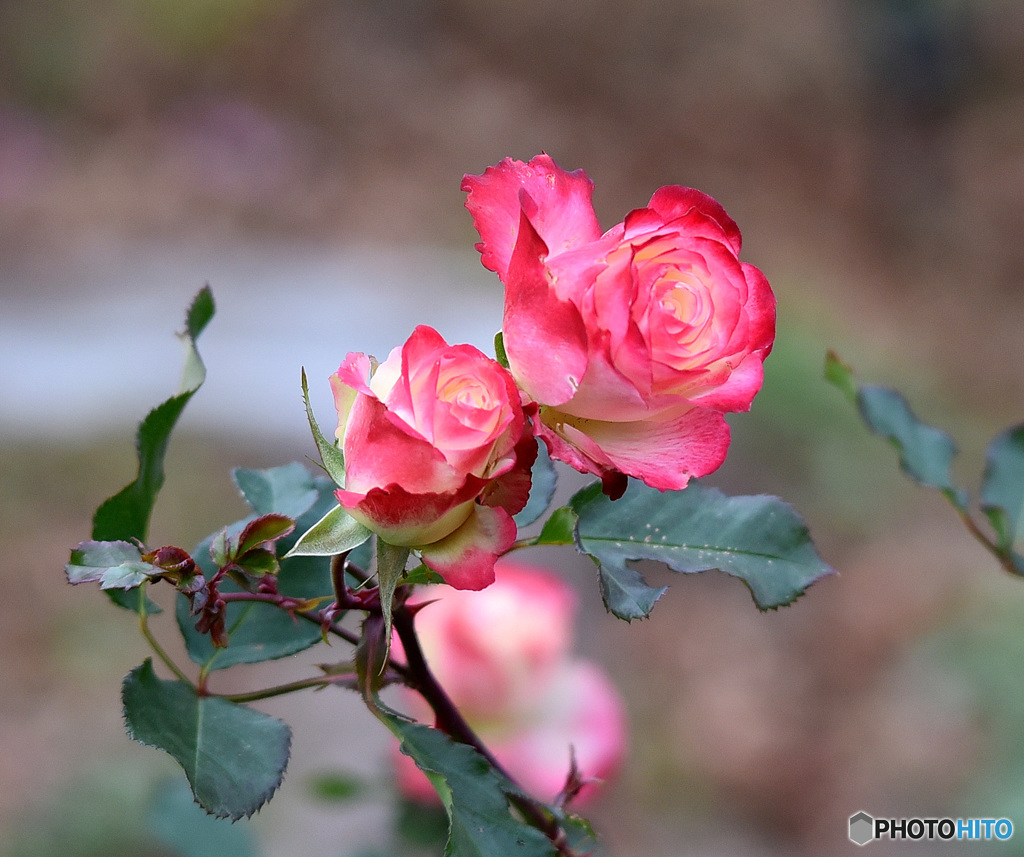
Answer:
396, 799, 450, 848
234, 547, 279, 577
981, 424, 1024, 560
301, 368, 346, 487
571, 480, 833, 619
233, 462, 320, 518
285, 503, 372, 558
92, 287, 214, 545
90, 287, 214, 612
122, 659, 291, 820
306, 770, 366, 803
514, 443, 557, 528
825, 353, 968, 511
65, 540, 158, 590
146, 777, 259, 857
493, 331, 509, 369
532, 505, 576, 546
823, 350, 857, 404
858, 385, 968, 510
376, 540, 411, 658
403, 563, 446, 587
383, 718, 555, 857
235, 513, 295, 557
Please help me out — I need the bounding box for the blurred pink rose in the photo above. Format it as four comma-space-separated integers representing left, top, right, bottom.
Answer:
463, 154, 775, 497
393, 561, 627, 805
331, 326, 536, 590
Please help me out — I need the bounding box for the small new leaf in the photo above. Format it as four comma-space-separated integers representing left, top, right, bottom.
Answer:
235, 514, 295, 558
493, 331, 509, 369
532, 505, 577, 546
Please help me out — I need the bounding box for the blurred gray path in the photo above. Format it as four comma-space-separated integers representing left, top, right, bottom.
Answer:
0, 239, 503, 440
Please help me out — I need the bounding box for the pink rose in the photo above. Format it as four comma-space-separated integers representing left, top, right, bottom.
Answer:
463, 154, 775, 497
393, 561, 627, 805
331, 325, 536, 590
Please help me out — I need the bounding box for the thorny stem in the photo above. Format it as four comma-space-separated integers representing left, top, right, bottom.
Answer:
391, 604, 580, 857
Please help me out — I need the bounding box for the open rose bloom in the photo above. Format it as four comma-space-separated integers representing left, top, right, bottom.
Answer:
464, 154, 775, 496
393, 561, 627, 805
331, 325, 536, 589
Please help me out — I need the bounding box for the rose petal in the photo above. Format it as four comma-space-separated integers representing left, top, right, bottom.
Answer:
341, 393, 461, 497
541, 406, 731, 492
336, 475, 485, 547
462, 153, 602, 281
503, 210, 590, 407
479, 426, 538, 515
418, 504, 516, 590
646, 186, 742, 255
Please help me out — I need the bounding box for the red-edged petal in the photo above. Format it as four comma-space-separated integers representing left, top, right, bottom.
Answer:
647, 186, 742, 255
540, 406, 731, 492
419, 505, 517, 590
342, 394, 462, 497
336, 475, 486, 547
462, 153, 602, 281
503, 210, 589, 407
479, 426, 538, 515
686, 350, 766, 412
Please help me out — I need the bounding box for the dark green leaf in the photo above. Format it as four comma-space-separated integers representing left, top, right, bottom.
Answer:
858, 385, 968, 509
285, 503, 372, 558
122, 659, 291, 820
572, 480, 833, 619
92, 287, 214, 545
146, 777, 259, 857
533, 505, 576, 546
233, 462, 320, 519
301, 368, 346, 487
825, 353, 968, 511
306, 770, 366, 803
981, 424, 1024, 557
396, 799, 450, 848
384, 718, 555, 857
235, 514, 295, 557
514, 444, 557, 529
65, 540, 159, 590
91, 287, 214, 613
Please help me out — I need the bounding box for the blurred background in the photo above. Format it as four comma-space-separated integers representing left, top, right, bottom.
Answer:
2, 1, 1024, 854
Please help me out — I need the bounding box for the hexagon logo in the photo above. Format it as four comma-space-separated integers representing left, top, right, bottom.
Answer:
849, 811, 874, 846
